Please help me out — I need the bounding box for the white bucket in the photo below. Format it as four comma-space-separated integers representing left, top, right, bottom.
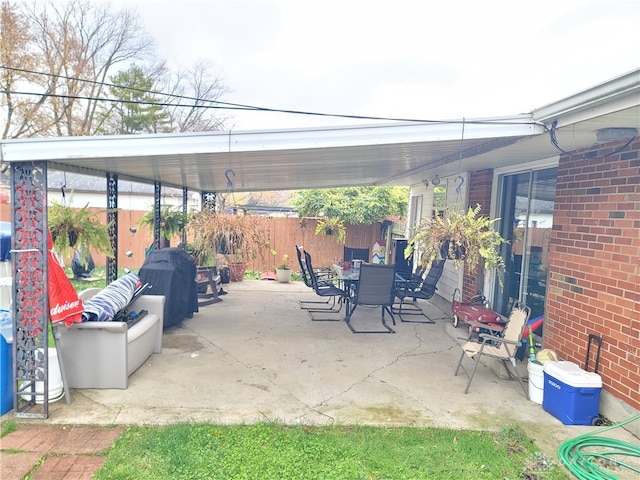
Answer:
527, 359, 544, 404
20, 348, 64, 404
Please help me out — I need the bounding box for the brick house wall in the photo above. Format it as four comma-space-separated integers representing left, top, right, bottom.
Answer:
545, 137, 640, 410
463, 169, 494, 301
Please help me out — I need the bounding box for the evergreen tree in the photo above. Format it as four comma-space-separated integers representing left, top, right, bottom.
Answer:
109, 65, 170, 134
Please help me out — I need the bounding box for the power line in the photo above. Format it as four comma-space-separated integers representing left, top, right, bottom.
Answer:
1, 65, 250, 110
0, 65, 543, 127
0, 89, 256, 111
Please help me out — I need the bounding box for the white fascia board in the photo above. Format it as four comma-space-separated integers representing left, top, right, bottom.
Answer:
1, 115, 538, 163
532, 68, 640, 127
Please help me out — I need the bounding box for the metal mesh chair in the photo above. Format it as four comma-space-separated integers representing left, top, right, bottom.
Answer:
345, 264, 396, 334
343, 246, 370, 262
394, 259, 445, 323
304, 250, 348, 321
295, 245, 336, 311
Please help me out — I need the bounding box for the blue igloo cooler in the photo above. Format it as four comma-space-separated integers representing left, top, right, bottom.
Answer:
542, 361, 602, 425
0, 311, 13, 415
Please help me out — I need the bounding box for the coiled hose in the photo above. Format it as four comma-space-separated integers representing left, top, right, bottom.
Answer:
558, 413, 640, 479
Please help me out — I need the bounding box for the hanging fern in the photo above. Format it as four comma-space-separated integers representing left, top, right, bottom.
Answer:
315, 217, 346, 244
48, 199, 114, 262
137, 204, 187, 242
406, 204, 507, 273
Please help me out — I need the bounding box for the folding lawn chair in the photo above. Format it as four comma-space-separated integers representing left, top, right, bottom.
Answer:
454, 301, 531, 398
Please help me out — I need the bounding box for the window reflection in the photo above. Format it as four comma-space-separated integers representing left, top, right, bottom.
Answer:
433, 185, 446, 218
495, 168, 557, 322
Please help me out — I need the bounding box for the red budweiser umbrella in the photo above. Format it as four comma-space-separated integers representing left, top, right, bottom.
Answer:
48, 230, 84, 326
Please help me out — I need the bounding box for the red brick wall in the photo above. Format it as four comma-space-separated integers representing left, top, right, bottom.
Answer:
463, 169, 493, 300
545, 137, 640, 410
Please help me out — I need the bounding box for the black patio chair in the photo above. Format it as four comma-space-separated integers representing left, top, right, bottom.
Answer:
304, 250, 349, 321
195, 266, 222, 306
295, 245, 336, 311
345, 264, 396, 334
394, 259, 446, 323
343, 246, 370, 263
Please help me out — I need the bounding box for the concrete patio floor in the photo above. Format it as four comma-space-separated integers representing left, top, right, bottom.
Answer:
14, 280, 639, 461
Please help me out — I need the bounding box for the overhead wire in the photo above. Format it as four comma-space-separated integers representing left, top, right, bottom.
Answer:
542, 120, 637, 158
0, 65, 544, 127
225, 129, 237, 209
454, 118, 466, 206
0, 86, 543, 126
548, 120, 568, 154
10, 64, 629, 158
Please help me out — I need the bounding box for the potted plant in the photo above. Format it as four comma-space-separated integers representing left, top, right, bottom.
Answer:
186, 210, 270, 281
138, 204, 187, 248
275, 253, 292, 283
48, 198, 114, 263
406, 204, 507, 274
315, 217, 346, 244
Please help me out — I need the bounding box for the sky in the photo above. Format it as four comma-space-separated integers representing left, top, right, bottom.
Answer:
111, 0, 639, 131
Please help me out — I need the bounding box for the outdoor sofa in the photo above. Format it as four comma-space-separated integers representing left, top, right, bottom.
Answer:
55, 287, 165, 389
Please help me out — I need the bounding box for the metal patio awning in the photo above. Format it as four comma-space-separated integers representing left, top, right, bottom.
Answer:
1, 69, 638, 192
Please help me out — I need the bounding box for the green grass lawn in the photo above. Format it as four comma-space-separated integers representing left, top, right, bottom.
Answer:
93, 423, 567, 480
50, 268, 565, 479
65, 266, 112, 292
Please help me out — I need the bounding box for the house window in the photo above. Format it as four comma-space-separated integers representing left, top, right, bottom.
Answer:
432, 186, 446, 218
494, 167, 557, 321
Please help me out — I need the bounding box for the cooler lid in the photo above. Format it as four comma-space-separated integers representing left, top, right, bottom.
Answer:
543, 361, 602, 388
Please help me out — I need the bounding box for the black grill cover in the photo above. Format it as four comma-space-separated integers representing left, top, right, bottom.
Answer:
138, 248, 198, 328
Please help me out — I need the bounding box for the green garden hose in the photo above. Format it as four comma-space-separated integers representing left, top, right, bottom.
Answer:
558, 413, 640, 479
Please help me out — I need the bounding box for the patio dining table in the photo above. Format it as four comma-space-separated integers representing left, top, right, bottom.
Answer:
332, 264, 360, 288
331, 265, 361, 319
334, 264, 410, 291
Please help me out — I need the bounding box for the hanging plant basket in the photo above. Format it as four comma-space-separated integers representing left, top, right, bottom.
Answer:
407, 204, 507, 274
440, 239, 467, 261
315, 217, 346, 244
48, 198, 114, 262
186, 210, 271, 278
138, 204, 187, 248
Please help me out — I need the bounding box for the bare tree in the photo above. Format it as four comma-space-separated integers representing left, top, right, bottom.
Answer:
23, 0, 153, 136
0, 1, 40, 138
163, 61, 229, 132
2, 1, 229, 138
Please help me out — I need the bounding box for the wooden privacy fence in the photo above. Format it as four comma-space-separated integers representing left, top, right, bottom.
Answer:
10, 205, 385, 273
250, 217, 384, 272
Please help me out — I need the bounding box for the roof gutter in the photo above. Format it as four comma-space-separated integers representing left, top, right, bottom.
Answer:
532, 68, 640, 126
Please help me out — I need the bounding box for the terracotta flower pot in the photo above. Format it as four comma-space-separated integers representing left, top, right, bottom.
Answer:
228, 263, 246, 282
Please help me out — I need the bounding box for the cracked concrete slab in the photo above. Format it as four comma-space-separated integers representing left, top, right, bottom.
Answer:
12, 279, 636, 461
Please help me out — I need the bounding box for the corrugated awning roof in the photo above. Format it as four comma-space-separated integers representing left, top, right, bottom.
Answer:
1, 69, 638, 192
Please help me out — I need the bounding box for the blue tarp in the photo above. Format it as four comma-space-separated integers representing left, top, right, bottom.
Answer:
0, 222, 10, 262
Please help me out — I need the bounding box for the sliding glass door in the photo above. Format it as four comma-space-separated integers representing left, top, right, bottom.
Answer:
494, 167, 557, 321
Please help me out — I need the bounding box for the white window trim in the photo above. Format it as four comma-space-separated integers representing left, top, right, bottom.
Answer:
483, 156, 559, 302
